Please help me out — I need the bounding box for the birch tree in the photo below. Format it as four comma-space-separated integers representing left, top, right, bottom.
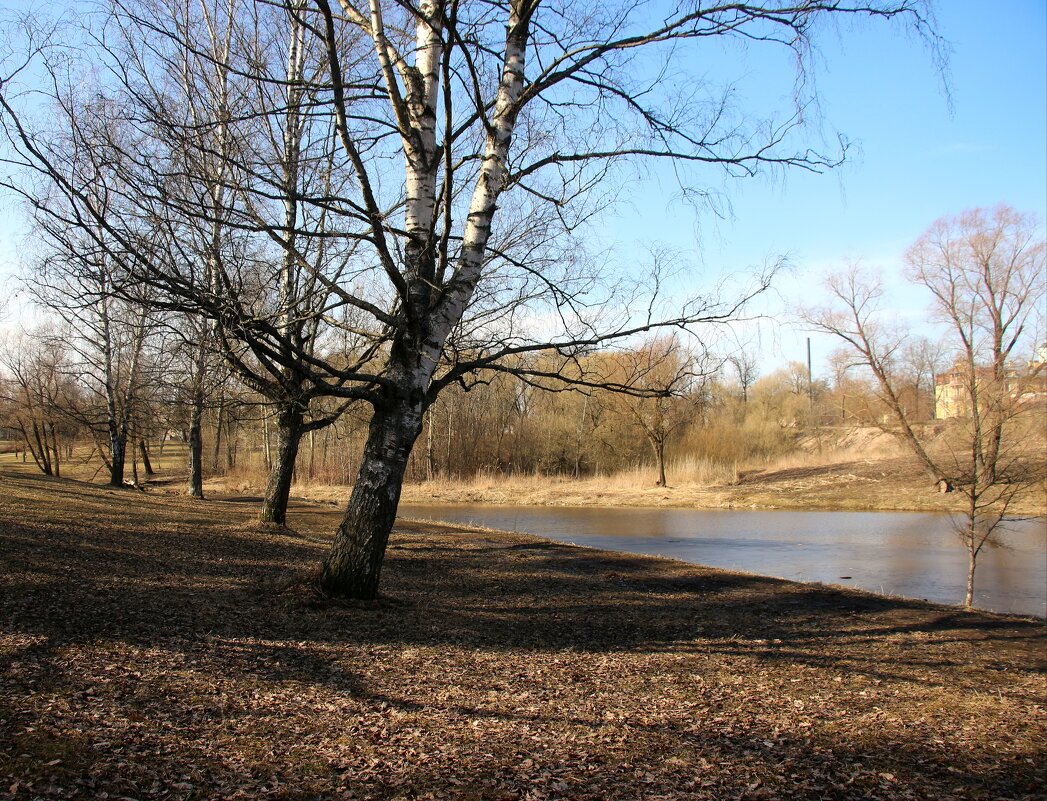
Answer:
0, 0, 941, 597
306, 0, 939, 597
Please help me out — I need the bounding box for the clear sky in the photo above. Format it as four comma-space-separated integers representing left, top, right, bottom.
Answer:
1, 0, 1045, 377
602, 0, 1047, 374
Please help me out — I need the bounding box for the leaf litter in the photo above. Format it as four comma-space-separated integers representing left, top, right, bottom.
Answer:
0, 469, 1044, 800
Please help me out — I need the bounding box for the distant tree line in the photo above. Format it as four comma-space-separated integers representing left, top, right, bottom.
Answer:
1, 326, 952, 487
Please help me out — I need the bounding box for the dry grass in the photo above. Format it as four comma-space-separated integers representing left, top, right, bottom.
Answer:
389, 455, 1045, 517
6, 423, 1044, 517
1, 467, 1045, 800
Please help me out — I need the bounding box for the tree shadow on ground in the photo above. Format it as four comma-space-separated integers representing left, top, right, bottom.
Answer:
1, 469, 1042, 677
2, 469, 1044, 801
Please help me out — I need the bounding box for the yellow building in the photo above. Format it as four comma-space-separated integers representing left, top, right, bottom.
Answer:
934, 353, 1047, 419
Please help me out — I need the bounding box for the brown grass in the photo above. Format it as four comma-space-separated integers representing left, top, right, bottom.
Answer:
1, 467, 1045, 800
4, 425, 1044, 517
386, 453, 1045, 516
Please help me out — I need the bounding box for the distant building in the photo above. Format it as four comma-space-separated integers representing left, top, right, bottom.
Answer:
935, 347, 1047, 419
934, 365, 969, 419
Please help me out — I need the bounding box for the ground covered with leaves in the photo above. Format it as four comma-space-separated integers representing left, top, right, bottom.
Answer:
1, 469, 1044, 800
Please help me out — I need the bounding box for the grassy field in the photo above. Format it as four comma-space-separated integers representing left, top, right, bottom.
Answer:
1, 467, 1044, 800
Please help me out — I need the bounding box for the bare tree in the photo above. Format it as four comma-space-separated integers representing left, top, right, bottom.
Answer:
0, 328, 78, 476
805, 267, 949, 483
0, 0, 941, 597
727, 343, 761, 405
0, 1, 365, 519
825, 346, 855, 422
26, 211, 162, 487
808, 205, 1046, 607
900, 336, 948, 420
605, 337, 708, 487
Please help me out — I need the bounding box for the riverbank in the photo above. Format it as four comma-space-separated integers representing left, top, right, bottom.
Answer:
387, 452, 1045, 515
2, 468, 1044, 800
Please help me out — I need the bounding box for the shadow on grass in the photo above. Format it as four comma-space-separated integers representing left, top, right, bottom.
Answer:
1, 469, 1042, 675
2, 468, 1045, 800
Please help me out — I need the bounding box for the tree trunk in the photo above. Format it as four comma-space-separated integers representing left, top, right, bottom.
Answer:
319, 399, 424, 599
139, 439, 155, 476
444, 403, 452, 479
212, 394, 225, 473
226, 415, 237, 471
649, 437, 667, 487
309, 428, 316, 480
965, 545, 976, 608
32, 420, 52, 476
259, 405, 304, 526
49, 422, 61, 478
262, 410, 273, 472
187, 388, 205, 498
425, 407, 435, 481
109, 432, 126, 487
26, 419, 50, 475
573, 396, 588, 478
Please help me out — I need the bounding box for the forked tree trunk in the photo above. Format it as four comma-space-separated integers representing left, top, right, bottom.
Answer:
319, 399, 424, 599
30, 420, 52, 475
39, 423, 53, 476
259, 405, 304, 526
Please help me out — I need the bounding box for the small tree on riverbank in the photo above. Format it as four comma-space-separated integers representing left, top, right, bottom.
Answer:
807, 205, 1046, 607
605, 337, 710, 487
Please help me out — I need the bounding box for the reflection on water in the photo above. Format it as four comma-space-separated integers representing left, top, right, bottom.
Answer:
399, 504, 1047, 617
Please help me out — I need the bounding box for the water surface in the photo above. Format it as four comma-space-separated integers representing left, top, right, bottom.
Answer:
399, 504, 1047, 617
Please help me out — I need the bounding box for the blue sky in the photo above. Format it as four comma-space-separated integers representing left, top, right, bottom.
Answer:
603, 0, 1047, 373
1, 0, 1045, 376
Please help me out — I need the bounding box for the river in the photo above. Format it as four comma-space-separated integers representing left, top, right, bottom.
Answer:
399, 504, 1047, 617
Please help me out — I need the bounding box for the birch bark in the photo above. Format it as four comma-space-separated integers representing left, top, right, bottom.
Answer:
320, 1, 531, 598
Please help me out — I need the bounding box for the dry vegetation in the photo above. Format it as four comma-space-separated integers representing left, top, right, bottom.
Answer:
6, 420, 1044, 517
279, 427, 1045, 517
1, 466, 1045, 800
391, 452, 1047, 516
